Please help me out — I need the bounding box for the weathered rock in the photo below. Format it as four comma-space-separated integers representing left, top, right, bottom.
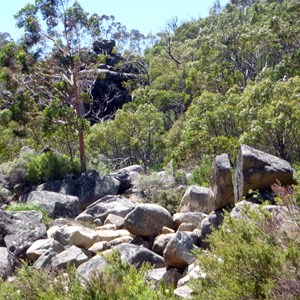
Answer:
211, 153, 234, 210
88, 241, 108, 253
161, 227, 175, 234
0, 186, 12, 203
47, 225, 97, 249
51, 245, 92, 269
149, 267, 182, 289
84, 195, 135, 223
178, 186, 213, 214
173, 212, 208, 230
76, 254, 107, 282
103, 243, 165, 268
107, 235, 133, 248
26, 238, 65, 261
200, 209, 224, 248
177, 223, 197, 232
96, 229, 130, 242
2, 210, 47, 258
110, 165, 143, 193
97, 223, 117, 230
33, 251, 57, 270
124, 203, 173, 237
152, 233, 175, 256
75, 212, 94, 223
104, 214, 124, 229
21, 191, 80, 219
177, 263, 206, 287
174, 285, 194, 298
0, 247, 18, 279
234, 145, 294, 202
163, 232, 196, 269
35, 171, 120, 210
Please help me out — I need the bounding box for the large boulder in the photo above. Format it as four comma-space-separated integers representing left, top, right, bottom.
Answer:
211, 153, 234, 210
77, 254, 107, 282
234, 145, 294, 202
84, 195, 135, 223
35, 171, 120, 210
1, 210, 47, 258
163, 232, 196, 270
103, 243, 165, 268
0, 247, 18, 279
178, 186, 213, 214
21, 191, 80, 218
124, 204, 173, 237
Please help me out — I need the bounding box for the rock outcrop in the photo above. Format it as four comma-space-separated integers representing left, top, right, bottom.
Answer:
234, 144, 294, 202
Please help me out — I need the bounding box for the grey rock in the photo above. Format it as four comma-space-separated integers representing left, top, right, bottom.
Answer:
200, 209, 224, 248
47, 225, 97, 249
33, 251, 56, 270
2, 210, 47, 258
178, 186, 213, 214
163, 232, 196, 269
174, 285, 194, 298
84, 195, 135, 223
103, 243, 165, 268
234, 145, 294, 202
75, 212, 94, 223
152, 233, 174, 256
104, 214, 125, 229
0, 247, 18, 279
173, 212, 208, 230
21, 191, 79, 218
149, 267, 182, 289
124, 203, 173, 237
35, 171, 120, 210
51, 245, 92, 269
76, 254, 107, 282
26, 238, 65, 261
211, 153, 234, 210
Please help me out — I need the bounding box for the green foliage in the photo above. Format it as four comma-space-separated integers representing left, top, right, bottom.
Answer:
192, 208, 300, 300
86, 103, 165, 171
26, 151, 80, 184
136, 166, 186, 214
188, 155, 214, 187
0, 252, 173, 300
6, 202, 51, 225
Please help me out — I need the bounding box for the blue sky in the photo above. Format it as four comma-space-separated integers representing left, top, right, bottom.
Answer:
1, 0, 229, 41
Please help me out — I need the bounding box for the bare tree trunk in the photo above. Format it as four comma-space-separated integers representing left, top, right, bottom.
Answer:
72, 72, 86, 172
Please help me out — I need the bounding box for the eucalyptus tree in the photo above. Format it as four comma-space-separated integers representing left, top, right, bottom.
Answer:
14, 0, 122, 172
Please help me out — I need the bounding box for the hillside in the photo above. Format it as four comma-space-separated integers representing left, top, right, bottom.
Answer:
0, 0, 300, 299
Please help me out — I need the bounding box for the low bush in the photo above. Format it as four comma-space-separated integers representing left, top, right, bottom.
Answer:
191, 207, 300, 300
0, 251, 173, 300
26, 151, 80, 184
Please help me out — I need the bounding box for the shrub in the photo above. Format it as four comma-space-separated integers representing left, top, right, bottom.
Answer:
26, 151, 80, 184
0, 252, 173, 300
136, 167, 186, 214
191, 207, 300, 300
188, 155, 214, 187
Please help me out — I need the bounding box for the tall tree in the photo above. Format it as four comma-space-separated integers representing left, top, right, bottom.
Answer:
14, 0, 109, 172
